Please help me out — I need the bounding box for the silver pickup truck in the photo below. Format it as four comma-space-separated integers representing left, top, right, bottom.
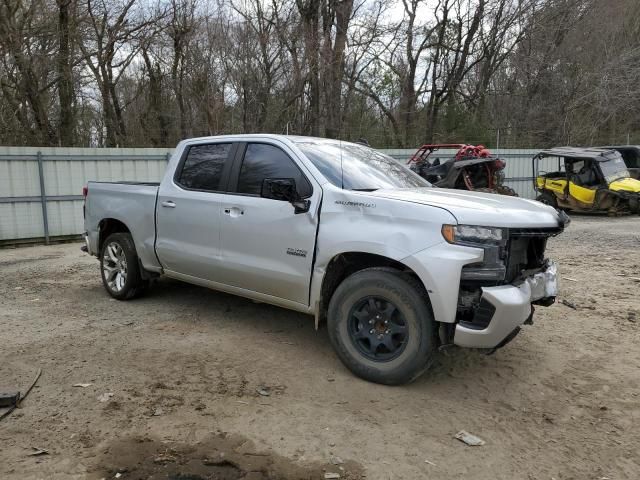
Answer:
83, 135, 568, 384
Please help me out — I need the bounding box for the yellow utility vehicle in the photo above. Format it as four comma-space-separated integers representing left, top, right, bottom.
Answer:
533, 147, 640, 214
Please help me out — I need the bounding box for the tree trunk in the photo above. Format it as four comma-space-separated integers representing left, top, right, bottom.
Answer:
297, 0, 321, 136
57, 0, 75, 146
323, 0, 354, 139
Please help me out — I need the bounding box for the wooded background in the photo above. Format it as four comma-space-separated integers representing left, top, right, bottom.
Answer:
1, 0, 639, 149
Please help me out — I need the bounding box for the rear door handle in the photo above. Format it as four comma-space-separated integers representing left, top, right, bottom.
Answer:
161, 200, 176, 208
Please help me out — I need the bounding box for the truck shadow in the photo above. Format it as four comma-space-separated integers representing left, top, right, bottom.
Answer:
142, 276, 337, 356
140, 277, 535, 390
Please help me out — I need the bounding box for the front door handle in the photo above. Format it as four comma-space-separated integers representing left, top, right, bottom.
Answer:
223, 206, 244, 217
161, 200, 176, 208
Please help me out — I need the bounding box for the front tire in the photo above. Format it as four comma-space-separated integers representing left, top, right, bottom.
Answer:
100, 232, 148, 300
327, 268, 436, 385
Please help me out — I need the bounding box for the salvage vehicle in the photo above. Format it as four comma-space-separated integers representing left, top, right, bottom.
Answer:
407, 143, 517, 196
600, 145, 640, 180
533, 147, 640, 214
83, 135, 568, 385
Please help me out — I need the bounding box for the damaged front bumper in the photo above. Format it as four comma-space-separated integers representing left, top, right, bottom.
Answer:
453, 261, 558, 349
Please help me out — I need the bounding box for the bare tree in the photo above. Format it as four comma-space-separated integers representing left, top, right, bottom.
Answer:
78, 0, 162, 146
57, 0, 76, 145
1, 0, 639, 148
0, 0, 57, 144
321, 0, 355, 139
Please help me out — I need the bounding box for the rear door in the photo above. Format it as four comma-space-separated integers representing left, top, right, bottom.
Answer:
218, 141, 321, 305
155, 141, 237, 281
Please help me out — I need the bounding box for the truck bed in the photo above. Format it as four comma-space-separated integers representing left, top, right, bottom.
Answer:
89, 181, 161, 186
85, 181, 161, 270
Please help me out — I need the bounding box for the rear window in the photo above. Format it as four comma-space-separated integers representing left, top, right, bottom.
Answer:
177, 143, 232, 191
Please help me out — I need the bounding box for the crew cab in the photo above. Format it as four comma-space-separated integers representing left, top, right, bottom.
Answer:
83, 135, 568, 385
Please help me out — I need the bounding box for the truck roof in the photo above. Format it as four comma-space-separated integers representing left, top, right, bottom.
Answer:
180, 134, 355, 146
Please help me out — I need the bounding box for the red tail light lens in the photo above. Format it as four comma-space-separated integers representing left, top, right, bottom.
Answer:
82, 185, 88, 197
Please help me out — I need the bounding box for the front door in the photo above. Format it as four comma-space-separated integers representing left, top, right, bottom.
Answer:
155, 142, 237, 281
218, 142, 320, 305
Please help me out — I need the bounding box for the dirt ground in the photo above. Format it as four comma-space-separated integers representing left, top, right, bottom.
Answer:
1, 215, 639, 480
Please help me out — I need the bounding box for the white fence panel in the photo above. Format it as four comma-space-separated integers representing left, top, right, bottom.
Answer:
0, 157, 41, 197
0, 147, 172, 242
0, 202, 44, 240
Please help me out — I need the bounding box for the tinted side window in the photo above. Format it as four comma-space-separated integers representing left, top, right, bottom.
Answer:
237, 144, 312, 197
621, 151, 640, 168
177, 143, 232, 191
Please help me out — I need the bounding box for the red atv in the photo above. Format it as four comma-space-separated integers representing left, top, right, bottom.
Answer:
407, 144, 517, 196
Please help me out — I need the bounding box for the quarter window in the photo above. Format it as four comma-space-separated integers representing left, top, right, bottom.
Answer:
177, 143, 232, 191
237, 143, 312, 197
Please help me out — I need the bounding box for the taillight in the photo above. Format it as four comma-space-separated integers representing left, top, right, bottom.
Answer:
82, 185, 88, 198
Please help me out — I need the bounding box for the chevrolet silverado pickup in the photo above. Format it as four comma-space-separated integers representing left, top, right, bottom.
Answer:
83, 135, 568, 385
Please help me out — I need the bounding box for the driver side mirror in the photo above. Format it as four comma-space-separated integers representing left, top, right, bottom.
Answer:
261, 178, 311, 214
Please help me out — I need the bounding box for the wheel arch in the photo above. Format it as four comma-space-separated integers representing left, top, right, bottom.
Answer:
98, 218, 131, 253
313, 251, 432, 329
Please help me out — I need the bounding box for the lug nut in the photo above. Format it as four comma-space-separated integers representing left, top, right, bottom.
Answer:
384, 320, 388, 325
369, 329, 374, 334
385, 329, 390, 334
369, 319, 373, 324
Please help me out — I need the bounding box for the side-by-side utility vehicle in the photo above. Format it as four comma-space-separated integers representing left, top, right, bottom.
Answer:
83, 135, 568, 385
407, 143, 517, 196
534, 147, 640, 214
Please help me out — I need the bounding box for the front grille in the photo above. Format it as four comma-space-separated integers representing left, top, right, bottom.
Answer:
505, 228, 558, 282
509, 226, 563, 237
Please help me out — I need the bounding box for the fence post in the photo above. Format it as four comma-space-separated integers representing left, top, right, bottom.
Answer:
36, 151, 50, 245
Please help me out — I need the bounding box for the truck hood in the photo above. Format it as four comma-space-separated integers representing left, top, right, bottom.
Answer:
367, 187, 563, 228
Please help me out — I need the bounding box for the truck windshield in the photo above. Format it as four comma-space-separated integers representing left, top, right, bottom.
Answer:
600, 156, 630, 183
297, 142, 430, 190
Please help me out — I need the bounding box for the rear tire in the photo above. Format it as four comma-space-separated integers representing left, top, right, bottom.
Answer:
100, 232, 148, 300
327, 268, 436, 385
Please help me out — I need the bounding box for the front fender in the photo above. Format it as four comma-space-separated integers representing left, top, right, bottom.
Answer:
400, 242, 484, 324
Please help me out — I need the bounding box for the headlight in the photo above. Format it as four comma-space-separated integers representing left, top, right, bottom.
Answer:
442, 224, 507, 282
441, 224, 506, 245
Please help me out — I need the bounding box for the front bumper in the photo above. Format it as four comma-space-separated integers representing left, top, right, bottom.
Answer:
453, 261, 558, 348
